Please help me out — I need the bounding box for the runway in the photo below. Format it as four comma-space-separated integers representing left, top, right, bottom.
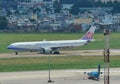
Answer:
0, 68, 120, 84
0, 49, 120, 58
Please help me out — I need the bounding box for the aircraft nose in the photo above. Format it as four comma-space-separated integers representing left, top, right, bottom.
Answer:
7, 45, 14, 49
7, 44, 21, 50
7, 45, 12, 49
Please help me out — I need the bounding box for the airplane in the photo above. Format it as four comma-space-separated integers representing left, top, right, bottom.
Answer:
84, 64, 102, 80
7, 26, 96, 55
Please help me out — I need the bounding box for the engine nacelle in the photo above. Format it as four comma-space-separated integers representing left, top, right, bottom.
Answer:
43, 48, 52, 54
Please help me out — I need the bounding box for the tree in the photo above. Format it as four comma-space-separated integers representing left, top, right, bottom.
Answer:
106, 1, 113, 7
70, 0, 93, 15
112, 1, 120, 13
53, 0, 62, 13
14, 9, 20, 15
95, 0, 103, 7
6, 10, 12, 16
70, 5, 80, 15
75, 0, 93, 7
33, 7, 41, 14
60, 0, 77, 4
0, 16, 8, 30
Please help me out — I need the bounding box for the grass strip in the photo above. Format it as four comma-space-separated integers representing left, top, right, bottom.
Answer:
0, 56, 119, 72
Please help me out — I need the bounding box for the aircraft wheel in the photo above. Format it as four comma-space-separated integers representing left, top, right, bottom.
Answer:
54, 51, 60, 54
88, 77, 91, 79
15, 51, 18, 55
43, 49, 45, 54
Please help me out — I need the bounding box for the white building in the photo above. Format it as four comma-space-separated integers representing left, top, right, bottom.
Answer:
31, 0, 55, 7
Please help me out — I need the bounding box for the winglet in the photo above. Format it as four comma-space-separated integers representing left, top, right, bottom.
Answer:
81, 26, 96, 41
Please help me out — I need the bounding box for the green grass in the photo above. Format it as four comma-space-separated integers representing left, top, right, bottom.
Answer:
0, 32, 120, 72
0, 32, 120, 53
0, 56, 119, 72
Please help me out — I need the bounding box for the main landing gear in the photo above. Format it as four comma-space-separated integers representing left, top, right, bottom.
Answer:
53, 51, 60, 54
15, 51, 18, 55
51, 49, 60, 54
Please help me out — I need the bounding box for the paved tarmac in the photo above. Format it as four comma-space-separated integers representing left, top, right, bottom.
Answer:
0, 49, 120, 58
0, 68, 120, 84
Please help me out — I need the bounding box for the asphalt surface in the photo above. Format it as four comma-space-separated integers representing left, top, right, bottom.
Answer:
0, 49, 120, 58
0, 68, 120, 84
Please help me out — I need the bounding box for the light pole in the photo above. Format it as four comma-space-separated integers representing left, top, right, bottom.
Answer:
98, 15, 112, 84
104, 29, 110, 84
48, 52, 53, 83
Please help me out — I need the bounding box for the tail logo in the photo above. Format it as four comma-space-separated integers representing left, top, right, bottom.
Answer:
83, 32, 93, 39
84, 32, 93, 39
81, 26, 96, 40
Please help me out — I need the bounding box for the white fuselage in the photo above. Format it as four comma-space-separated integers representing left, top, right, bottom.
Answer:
7, 26, 96, 54
8, 40, 87, 51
